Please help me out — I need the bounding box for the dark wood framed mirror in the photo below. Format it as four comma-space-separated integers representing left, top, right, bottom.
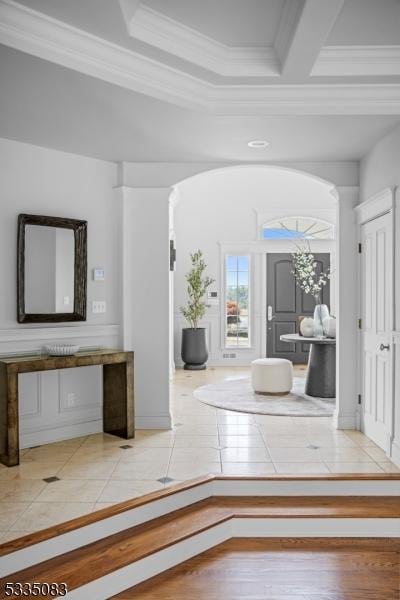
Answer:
17, 214, 87, 323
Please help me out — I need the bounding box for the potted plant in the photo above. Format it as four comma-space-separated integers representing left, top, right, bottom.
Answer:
180, 250, 215, 370
291, 243, 331, 337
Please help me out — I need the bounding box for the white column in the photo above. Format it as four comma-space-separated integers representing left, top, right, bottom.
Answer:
334, 186, 359, 429
119, 185, 172, 429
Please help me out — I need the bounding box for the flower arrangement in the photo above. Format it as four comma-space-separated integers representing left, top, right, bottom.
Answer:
291, 242, 330, 304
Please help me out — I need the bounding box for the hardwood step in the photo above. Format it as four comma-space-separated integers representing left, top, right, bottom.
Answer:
2, 473, 399, 559
111, 538, 400, 600
0, 495, 399, 599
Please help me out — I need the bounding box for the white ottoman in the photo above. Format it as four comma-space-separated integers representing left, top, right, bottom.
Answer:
251, 358, 293, 395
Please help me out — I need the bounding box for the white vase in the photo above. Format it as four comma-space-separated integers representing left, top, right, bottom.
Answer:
323, 316, 336, 338
300, 317, 314, 337
313, 304, 329, 337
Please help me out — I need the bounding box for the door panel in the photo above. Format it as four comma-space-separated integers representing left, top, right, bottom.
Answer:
267, 253, 330, 363
361, 212, 392, 451
274, 321, 296, 354
274, 261, 297, 313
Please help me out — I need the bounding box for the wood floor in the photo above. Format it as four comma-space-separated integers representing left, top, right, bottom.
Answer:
112, 538, 400, 600
1, 495, 399, 598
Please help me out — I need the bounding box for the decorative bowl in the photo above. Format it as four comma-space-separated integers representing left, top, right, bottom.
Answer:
45, 344, 80, 356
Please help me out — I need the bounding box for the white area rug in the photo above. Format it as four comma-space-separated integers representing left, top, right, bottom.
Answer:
193, 376, 335, 417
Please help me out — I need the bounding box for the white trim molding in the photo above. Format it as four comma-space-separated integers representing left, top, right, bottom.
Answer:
313, 45, 400, 77
355, 187, 395, 225
1, 1, 400, 115
0, 324, 120, 344
391, 332, 400, 466
126, 5, 280, 77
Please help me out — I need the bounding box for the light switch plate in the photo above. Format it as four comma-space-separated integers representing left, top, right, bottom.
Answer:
92, 300, 106, 314
207, 291, 219, 305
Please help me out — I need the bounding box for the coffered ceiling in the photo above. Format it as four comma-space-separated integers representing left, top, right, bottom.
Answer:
0, 0, 399, 163
1, 0, 400, 113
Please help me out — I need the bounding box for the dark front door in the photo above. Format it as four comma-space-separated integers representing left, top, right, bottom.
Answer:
266, 253, 330, 363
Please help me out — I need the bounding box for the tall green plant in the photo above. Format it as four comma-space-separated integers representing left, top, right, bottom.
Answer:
180, 250, 215, 329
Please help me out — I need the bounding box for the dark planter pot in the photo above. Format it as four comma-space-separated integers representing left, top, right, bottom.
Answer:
181, 327, 208, 370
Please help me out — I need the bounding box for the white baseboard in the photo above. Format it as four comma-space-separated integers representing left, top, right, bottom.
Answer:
334, 410, 357, 430
20, 420, 103, 448
135, 415, 172, 430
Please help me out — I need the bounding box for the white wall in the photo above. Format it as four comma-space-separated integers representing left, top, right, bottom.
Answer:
173, 166, 337, 366
360, 122, 400, 464
119, 186, 172, 429
0, 138, 121, 446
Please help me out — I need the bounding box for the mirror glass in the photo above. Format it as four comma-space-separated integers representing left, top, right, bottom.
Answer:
25, 225, 75, 314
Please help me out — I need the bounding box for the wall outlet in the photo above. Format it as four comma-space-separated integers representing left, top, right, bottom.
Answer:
92, 300, 106, 314
63, 296, 70, 306
66, 392, 75, 408
93, 268, 105, 281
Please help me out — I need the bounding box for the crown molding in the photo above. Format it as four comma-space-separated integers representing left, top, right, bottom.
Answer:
1, 1, 400, 115
0, 0, 207, 108
313, 45, 400, 77
127, 4, 280, 77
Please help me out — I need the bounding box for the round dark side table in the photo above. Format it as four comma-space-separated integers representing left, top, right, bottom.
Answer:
280, 333, 336, 398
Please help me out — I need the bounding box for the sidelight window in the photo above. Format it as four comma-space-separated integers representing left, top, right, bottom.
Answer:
225, 255, 250, 347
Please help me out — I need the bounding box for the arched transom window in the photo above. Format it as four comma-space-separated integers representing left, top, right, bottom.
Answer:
262, 217, 334, 240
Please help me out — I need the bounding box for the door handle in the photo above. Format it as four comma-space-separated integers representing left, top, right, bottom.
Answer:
267, 306, 274, 321
379, 343, 390, 351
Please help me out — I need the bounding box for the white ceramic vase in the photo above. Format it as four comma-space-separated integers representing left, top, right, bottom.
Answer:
323, 316, 336, 338
313, 304, 329, 337
300, 317, 314, 337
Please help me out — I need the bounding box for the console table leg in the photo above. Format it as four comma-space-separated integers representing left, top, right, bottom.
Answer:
103, 359, 135, 439
0, 368, 20, 467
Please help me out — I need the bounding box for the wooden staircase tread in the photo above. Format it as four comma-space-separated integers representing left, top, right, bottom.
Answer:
210, 496, 400, 517
1, 473, 399, 558
0, 496, 399, 597
110, 538, 400, 600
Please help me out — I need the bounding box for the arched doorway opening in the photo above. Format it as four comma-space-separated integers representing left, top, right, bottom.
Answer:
169, 164, 357, 432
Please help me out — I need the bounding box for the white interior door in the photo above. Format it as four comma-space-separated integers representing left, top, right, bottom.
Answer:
361, 212, 393, 451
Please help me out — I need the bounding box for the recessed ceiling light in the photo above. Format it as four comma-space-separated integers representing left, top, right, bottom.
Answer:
247, 140, 269, 148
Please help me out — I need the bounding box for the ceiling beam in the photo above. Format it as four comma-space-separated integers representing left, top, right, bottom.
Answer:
279, 0, 345, 79
119, 0, 142, 30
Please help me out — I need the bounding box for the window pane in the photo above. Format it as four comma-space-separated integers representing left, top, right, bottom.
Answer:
226, 256, 238, 271
238, 271, 248, 286
237, 256, 249, 271
226, 271, 237, 287
262, 218, 334, 240
225, 255, 250, 347
226, 300, 239, 316
263, 228, 305, 239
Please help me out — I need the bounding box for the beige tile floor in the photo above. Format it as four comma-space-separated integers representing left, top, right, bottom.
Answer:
0, 366, 398, 542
